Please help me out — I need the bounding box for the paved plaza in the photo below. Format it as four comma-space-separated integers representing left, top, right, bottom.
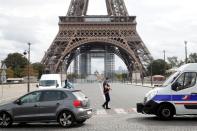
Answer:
1, 83, 197, 131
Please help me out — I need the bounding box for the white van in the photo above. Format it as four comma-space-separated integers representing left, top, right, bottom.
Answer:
137, 63, 197, 120
38, 74, 62, 89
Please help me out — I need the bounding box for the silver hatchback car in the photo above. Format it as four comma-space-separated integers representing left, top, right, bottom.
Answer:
0, 89, 92, 128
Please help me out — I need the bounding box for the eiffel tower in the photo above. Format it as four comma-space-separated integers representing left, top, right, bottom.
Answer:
42, 0, 153, 80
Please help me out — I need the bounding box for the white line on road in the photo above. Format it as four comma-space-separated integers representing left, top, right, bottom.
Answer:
96, 109, 107, 115
114, 108, 127, 114
132, 108, 137, 113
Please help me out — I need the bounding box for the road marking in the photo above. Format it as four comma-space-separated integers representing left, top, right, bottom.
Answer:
132, 108, 137, 113
99, 83, 105, 100
114, 108, 127, 114
96, 109, 107, 115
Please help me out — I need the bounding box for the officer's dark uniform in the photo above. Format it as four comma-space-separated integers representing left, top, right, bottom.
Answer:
102, 80, 111, 109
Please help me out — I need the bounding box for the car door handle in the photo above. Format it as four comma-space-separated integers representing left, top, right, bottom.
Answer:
56, 103, 60, 106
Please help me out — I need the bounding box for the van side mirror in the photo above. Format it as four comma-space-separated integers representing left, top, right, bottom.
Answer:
15, 99, 22, 105
36, 84, 39, 88
56, 84, 59, 88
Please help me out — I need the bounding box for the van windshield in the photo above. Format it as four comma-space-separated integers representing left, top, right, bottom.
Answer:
162, 71, 180, 87
39, 80, 57, 87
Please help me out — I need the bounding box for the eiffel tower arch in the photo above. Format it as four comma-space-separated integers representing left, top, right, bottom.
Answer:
42, 0, 153, 80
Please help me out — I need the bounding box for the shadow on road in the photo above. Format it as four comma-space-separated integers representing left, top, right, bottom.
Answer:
6, 123, 88, 129
127, 115, 197, 126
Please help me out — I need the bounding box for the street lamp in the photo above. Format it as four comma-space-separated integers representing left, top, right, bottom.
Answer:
163, 50, 166, 62
24, 43, 31, 93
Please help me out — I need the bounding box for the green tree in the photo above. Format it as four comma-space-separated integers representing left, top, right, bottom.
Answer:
147, 59, 170, 76
4, 53, 28, 69
167, 56, 179, 67
115, 74, 122, 81
6, 67, 14, 78
188, 53, 197, 63
167, 56, 184, 68
14, 66, 24, 78
22, 65, 38, 77
4, 53, 29, 77
32, 62, 45, 79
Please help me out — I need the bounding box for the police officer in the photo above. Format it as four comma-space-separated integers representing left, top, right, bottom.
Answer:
102, 77, 111, 109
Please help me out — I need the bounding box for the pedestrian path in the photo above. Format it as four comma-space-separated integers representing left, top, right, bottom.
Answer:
93, 107, 138, 116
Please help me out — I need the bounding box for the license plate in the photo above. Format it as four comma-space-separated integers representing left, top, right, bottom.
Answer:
87, 110, 92, 115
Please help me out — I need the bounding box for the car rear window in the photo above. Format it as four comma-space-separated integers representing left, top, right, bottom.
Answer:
72, 91, 86, 99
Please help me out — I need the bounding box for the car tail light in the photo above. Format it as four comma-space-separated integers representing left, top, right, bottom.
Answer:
73, 100, 82, 108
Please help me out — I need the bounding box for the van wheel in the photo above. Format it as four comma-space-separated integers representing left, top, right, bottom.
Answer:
157, 105, 174, 120
58, 111, 75, 128
0, 112, 13, 128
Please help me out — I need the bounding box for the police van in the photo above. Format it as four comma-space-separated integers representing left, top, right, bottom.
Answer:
137, 63, 197, 120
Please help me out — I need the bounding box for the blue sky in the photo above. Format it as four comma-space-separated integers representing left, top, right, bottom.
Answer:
0, 0, 197, 72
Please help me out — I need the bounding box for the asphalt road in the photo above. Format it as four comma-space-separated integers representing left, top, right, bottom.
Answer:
2, 83, 197, 131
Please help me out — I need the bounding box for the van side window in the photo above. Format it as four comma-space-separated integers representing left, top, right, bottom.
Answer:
175, 72, 197, 91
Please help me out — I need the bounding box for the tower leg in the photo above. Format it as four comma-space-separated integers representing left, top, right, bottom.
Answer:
104, 47, 115, 80
79, 54, 88, 78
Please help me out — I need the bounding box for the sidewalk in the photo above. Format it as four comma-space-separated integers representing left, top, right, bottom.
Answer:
0, 83, 37, 103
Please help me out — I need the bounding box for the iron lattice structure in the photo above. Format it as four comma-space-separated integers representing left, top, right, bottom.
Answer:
42, 0, 153, 79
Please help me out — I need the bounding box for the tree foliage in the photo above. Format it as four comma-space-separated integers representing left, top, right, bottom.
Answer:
167, 56, 184, 67
4, 53, 28, 69
147, 59, 170, 76
6, 67, 14, 78
188, 53, 197, 63
32, 62, 45, 79
3, 53, 45, 78
4, 53, 28, 77
22, 65, 38, 77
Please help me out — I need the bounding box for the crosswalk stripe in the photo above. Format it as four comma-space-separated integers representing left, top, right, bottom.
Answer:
96, 109, 107, 115
132, 108, 137, 113
114, 108, 127, 114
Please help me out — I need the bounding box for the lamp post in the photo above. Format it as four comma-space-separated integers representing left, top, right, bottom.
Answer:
24, 43, 31, 93
27, 43, 31, 93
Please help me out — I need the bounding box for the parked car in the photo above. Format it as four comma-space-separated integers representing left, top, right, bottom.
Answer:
137, 63, 197, 120
0, 89, 92, 128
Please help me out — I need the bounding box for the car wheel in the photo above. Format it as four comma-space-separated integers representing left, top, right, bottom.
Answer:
157, 105, 174, 120
76, 120, 86, 124
0, 112, 13, 128
58, 111, 75, 127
